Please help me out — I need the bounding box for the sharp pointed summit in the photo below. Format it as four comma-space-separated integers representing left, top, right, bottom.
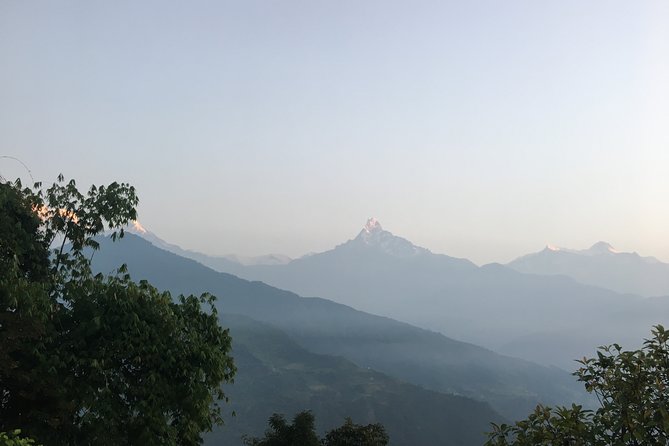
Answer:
363, 217, 383, 233
352, 218, 426, 257
356, 217, 384, 241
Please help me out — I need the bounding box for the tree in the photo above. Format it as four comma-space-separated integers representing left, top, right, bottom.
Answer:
0, 177, 236, 445
486, 325, 669, 445
322, 418, 389, 446
243, 412, 321, 446
243, 411, 389, 446
0, 430, 38, 446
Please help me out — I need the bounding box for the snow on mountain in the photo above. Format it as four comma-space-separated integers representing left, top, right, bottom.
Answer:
351, 217, 430, 258
124, 221, 291, 268
508, 242, 669, 296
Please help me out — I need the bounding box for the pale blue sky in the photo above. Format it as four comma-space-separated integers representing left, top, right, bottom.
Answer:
1, 1, 668, 264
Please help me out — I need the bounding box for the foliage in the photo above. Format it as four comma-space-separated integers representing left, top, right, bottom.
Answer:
201, 315, 496, 446
0, 430, 39, 446
322, 418, 389, 446
486, 325, 669, 445
243, 411, 388, 446
243, 411, 321, 446
0, 177, 236, 445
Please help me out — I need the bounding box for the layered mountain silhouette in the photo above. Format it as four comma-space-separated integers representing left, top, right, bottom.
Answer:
91, 233, 587, 424
206, 314, 502, 445
143, 219, 669, 369
508, 242, 669, 297
129, 221, 291, 268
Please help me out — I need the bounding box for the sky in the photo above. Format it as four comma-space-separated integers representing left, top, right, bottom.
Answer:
1, 0, 668, 265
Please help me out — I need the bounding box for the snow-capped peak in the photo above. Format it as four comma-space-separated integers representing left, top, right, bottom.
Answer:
363, 217, 382, 233
353, 218, 428, 258
132, 220, 148, 234
540, 241, 621, 256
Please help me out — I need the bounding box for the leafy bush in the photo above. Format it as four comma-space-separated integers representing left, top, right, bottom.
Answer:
486, 325, 669, 445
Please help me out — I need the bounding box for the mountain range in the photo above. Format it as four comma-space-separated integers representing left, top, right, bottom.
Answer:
91, 234, 588, 428
134, 219, 669, 369
130, 221, 292, 267
507, 241, 669, 297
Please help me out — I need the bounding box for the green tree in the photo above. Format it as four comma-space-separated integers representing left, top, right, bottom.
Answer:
0, 430, 39, 446
322, 418, 389, 446
0, 177, 236, 445
486, 325, 669, 445
244, 412, 389, 446
243, 411, 321, 446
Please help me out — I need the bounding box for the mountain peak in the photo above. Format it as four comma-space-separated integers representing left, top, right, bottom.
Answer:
539, 241, 620, 256
588, 241, 617, 254
352, 218, 429, 258
131, 220, 148, 234
356, 217, 385, 243
363, 217, 382, 234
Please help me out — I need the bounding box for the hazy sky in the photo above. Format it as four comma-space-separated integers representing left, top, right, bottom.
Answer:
1, 1, 668, 265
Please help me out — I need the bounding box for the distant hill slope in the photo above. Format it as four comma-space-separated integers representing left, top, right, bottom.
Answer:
91, 234, 587, 421
207, 314, 502, 446
507, 242, 669, 297
193, 220, 669, 369
129, 222, 291, 268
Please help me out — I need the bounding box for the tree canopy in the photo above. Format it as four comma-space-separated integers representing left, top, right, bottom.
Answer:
322, 417, 389, 446
243, 411, 389, 446
243, 411, 321, 446
0, 430, 37, 446
486, 325, 669, 445
0, 177, 236, 445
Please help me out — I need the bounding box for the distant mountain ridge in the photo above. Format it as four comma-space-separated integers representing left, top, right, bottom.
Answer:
508, 242, 669, 297
90, 233, 588, 421
158, 219, 669, 370
127, 221, 292, 268
126, 219, 669, 369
